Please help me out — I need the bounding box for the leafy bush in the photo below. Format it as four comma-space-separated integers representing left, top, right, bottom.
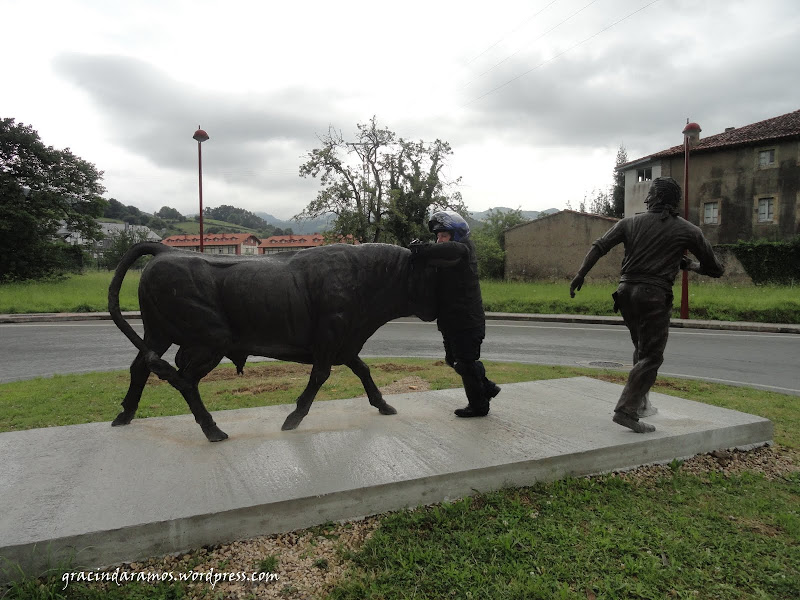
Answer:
719, 237, 800, 285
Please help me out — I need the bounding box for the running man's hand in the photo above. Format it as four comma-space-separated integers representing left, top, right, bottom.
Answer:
569, 274, 584, 298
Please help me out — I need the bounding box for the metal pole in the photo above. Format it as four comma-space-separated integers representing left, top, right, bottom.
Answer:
680, 131, 690, 319
198, 138, 204, 254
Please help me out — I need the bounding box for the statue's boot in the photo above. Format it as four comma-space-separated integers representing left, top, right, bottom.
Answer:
613, 410, 655, 433
455, 368, 490, 418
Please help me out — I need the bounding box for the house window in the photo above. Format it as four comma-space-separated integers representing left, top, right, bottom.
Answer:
703, 201, 719, 224
758, 149, 775, 168
637, 167, 652, 182
757, 197, 774, 222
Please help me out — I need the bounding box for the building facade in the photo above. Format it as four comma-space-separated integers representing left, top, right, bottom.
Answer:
259, 234, 325, 255
618, 109, 800, 244
161, 233, 261, 254
505, 210, 623, 281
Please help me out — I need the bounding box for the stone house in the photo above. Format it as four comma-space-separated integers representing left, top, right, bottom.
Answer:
618, 109, 800, 244
504, 210, 623, 281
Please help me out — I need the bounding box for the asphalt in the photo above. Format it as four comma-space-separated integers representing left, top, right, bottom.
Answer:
0, 377, 773, 582
1, 310, 799, 333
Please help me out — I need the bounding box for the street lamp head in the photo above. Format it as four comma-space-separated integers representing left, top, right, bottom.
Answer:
682, 121, 701, 146
193, 127, 209, 143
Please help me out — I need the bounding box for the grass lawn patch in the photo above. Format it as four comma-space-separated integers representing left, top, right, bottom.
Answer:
328, 472, 799, 600
0, 271, 141, 314
3, 273, 799, 323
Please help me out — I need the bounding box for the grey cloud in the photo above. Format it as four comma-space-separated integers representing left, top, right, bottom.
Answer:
447, 23, 800, 156
53, 53, 349, 192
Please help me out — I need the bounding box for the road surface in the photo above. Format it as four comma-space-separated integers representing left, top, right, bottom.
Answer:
2, 318, 798, 396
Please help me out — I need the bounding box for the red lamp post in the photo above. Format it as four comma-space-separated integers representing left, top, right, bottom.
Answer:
680, 120, 701, 319
193, 126, 210, 253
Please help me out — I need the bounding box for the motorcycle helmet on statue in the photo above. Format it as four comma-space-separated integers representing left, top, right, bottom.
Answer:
428, 210, 470, 242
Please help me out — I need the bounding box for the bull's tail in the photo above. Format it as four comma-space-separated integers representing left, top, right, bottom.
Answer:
108, 242, 178, 381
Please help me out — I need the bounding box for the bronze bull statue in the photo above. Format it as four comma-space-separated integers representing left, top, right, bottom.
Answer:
108, 242, 437, 441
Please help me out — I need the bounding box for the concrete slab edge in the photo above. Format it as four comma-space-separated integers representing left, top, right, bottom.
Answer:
0, 419, 773, 582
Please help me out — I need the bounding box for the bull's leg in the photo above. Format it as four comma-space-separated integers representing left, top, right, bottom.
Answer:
174, 347, 227, 442
346, 357, 397, 416
112, 336, 171, 427
281, 363, 331, 431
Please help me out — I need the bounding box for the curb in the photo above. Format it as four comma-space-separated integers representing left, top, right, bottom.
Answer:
484, 312, 800, 334
0, 312, 142, 323
2, 311, 799, 334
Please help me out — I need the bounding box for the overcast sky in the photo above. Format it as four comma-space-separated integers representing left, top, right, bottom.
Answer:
5, 0, 799, 220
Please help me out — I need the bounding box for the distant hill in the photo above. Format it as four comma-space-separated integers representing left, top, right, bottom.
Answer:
255, 212, 333, 235
170, 219, 262, 236
468, 207, 559, 221
256, 207, 561, 234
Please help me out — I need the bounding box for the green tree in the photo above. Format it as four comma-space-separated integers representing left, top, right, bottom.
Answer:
104, 198, 126, 220
100, 227, 153, 270
586, 188, 611, 216
297, 117, 466, 245
205, 205, 269, 230
611, 144, 627, 218
155, 206, 184, 221
584, 144, 627, 219
471, 208, 530, 279
0, 118, 106, 281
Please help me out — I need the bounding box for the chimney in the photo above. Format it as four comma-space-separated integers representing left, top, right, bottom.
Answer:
725, 127, 735, 132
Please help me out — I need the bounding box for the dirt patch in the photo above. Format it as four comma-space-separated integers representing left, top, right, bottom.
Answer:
221, 383, 291, 396
374, 362, 425, 373
92, 517, 381, 600
729, 516, 784, 537
204, 363, 310, 382
353, 375, 431, 397
378, 375, 430, 395
604, 445, 800, 485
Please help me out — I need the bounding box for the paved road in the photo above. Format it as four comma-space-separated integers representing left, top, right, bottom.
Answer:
2, 318, 798, 395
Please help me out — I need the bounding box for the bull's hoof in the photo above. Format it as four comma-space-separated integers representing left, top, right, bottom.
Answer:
111, 411, 134, 427
378, 402, 397, 415
281, 412, 305, 431
203, 424, 229, 442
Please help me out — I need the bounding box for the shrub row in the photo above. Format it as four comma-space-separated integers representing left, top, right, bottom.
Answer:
718, 237, 800, 285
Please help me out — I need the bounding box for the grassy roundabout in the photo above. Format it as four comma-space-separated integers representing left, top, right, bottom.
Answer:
1, 359, 798, 599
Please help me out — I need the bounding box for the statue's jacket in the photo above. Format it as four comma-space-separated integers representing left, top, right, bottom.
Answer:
412, 239, 485, 334
592, 210, 725, 291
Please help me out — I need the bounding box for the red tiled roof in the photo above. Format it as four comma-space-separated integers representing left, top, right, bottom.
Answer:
162, 233, 261, 247
620, 109, 800, 168
259, 234, 326, 249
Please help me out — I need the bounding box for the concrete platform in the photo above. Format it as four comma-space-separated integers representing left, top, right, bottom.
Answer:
0, 377, 773, 580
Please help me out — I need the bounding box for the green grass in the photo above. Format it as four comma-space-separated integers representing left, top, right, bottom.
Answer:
480, 280, 800, 323
1, 359, 798, 599
0, 271, 141, 314
0, 360, 577, 434
2, 272, 799, 323
329, 472, 799, 600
